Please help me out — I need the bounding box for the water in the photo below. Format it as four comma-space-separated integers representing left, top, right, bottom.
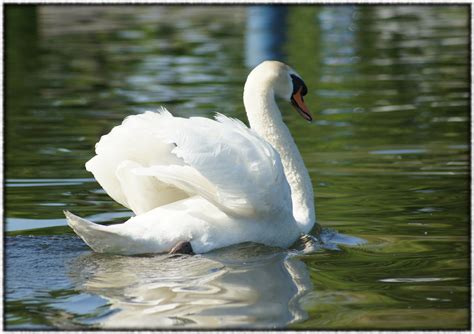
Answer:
5, 5, 469, 329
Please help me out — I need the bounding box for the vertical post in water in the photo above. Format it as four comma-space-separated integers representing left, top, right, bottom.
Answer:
245, 5, 288, 68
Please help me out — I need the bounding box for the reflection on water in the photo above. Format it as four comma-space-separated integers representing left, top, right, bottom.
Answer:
6, 235, 311, 329
5, 4, 469, 330
245, 6, 287, 67
68, 243, 311, 328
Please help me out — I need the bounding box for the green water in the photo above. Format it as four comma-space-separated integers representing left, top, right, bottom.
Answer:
5, 5, 470, 329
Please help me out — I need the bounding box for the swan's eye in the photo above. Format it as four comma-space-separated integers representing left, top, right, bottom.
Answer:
290, 74, 308, 97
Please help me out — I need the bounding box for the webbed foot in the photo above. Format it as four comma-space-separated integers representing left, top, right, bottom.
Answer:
291, 233, 321, 253
169, 241, 194, 255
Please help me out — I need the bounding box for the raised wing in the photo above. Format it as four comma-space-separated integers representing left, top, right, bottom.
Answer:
133, 110, 292, 218
86, 109, 292, 218
85, 109, 188, 214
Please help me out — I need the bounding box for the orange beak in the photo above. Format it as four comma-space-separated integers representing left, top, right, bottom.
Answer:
291, 87, 312, 122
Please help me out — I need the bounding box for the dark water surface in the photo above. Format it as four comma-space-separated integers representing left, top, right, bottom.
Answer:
5, 5, 470, 329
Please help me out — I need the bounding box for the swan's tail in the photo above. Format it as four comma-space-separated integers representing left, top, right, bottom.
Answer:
64, 211, 132, 254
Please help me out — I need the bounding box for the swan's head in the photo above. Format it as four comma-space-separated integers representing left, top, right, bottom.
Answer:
247, 61, 313, 122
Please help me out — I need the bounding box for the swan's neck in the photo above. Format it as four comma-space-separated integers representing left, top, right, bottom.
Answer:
243, 81, 315, 234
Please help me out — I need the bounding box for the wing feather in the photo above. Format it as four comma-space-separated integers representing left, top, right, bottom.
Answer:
147, 112, 292, 218
86, 109, 292, 218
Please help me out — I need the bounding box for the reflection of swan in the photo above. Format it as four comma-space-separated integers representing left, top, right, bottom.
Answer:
68, 243, 312, 328
65, 61, 316, 254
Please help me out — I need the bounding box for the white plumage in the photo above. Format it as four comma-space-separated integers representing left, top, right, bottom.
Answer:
66, 61, 316, 254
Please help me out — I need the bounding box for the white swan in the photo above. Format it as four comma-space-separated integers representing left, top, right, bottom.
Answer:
65, 61, 316, 255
